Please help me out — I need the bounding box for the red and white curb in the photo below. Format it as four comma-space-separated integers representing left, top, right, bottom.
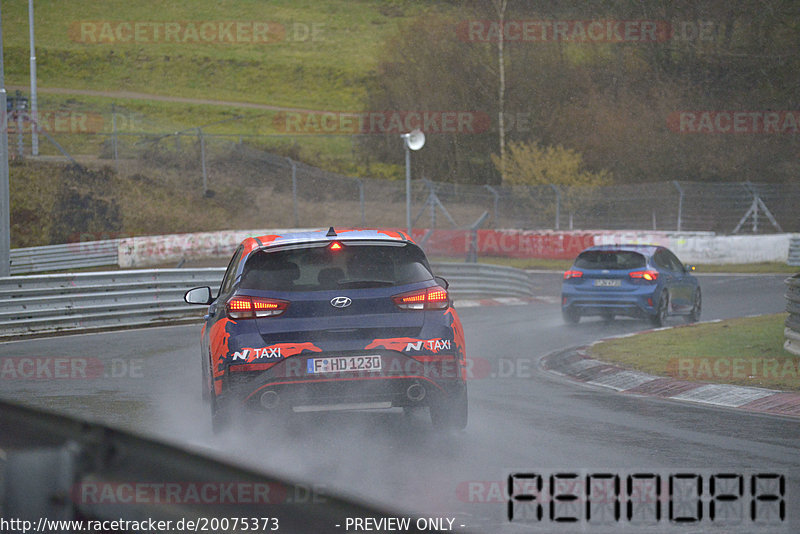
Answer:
542, 343, 800, 419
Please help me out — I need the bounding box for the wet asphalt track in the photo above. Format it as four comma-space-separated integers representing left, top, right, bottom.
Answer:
0, 273, 797, 532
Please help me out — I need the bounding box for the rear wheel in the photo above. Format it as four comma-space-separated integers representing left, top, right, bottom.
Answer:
684, 288, 701, 323
429, 386, 468, 430
209, 393, 230, 434
201, 354, 211, 402
562, 308, 581, 325
649, 290, 668, 327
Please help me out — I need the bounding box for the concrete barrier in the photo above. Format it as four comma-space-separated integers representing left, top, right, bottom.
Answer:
116, 228, 800, 267
594, 231, 798, 264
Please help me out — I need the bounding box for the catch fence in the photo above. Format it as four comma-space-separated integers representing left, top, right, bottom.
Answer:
11, 101, 800, 234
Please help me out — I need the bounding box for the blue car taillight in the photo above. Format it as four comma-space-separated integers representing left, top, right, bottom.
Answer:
227, 296, 289, 319
629, 270, 659, 282
563, 270, 583, 280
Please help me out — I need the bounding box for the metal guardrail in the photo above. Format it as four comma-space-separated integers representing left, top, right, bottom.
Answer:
0, 268, 224, 337
9, 240, 119, 274
789, 236, 800, 267
433, 262, 534, 298
785, 274, 800, 356
0, 263, 532, 338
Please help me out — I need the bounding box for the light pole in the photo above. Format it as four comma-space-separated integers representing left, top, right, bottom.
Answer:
0, 1, 10, 276
400, 129, 424, 236
28, 0, 37, 156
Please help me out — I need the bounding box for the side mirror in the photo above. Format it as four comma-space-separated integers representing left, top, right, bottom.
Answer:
184, 286, 213, 305
435, 276, 449, 290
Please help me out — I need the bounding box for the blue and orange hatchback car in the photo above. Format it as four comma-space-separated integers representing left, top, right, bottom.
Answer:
561, 244, 701, 326
185, 228, 467, 431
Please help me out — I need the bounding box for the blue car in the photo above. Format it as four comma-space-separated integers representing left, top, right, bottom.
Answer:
184, 227, 468, 431
561, 244, 701, 326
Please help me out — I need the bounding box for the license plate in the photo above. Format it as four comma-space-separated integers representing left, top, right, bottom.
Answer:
307, 355, 382, 374
594, 279, 622, 287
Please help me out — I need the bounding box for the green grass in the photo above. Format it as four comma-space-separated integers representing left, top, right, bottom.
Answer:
591, 314, 799, 391
3, 0, 437, 111
2, 0, 447, 175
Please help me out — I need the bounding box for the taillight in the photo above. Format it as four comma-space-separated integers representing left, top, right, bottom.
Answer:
227, 296, 289, 319
392, 285, 449, 310
629, 270, 659, 282
564, 270, 583, 280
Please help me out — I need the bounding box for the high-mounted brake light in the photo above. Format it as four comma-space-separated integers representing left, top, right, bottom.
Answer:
629, 270, 659, 282
329, 241, 343, 251
227, 296, 289, 319
564, 270, 583, 280
392, 286, 449, 310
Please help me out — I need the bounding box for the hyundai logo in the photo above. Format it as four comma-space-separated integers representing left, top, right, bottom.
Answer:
330, 296, 352, 308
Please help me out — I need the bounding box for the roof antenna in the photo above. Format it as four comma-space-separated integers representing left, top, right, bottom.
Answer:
326, 226, 337, 237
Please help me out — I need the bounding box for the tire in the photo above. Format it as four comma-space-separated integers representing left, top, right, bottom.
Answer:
562, 308, 581, 325
684, 288, 701, 323
201, 354, 211, 402
209, 393, 229, 434
649, 290, 668, 327
429, 385, 468, 430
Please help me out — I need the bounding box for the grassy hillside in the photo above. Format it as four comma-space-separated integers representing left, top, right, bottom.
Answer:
3, 0, 437, 110
3, 1, 450, 177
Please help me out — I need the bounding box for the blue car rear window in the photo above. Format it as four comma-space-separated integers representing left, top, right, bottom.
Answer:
574, 251, 646, 270
240, 243, 433, 291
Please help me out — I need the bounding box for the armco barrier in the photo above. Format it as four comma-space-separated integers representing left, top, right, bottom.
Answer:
786, 274, 800, 356
0, 269, 224, 337
0, 263, 532, 338
9, 240, 119, 275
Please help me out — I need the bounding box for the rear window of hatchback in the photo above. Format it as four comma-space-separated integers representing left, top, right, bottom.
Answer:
239, 242, 434, 292
574, 250, 647, 270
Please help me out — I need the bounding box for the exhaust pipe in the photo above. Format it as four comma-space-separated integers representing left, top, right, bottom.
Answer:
260, 390, 280, 410
406, 384, 426, 402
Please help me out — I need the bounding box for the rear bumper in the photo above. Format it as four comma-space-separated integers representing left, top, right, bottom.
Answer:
561, 285, 659, 318
218, 351, 466, 413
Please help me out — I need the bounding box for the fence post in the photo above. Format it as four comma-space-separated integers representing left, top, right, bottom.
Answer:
672, 180, 683, 231
197, 128, 208, 196
484, 185, 500, 226
354, 178, 365, 225
550, 184, 561, 230
111, 103, 119, 175
288, 158, 298, 227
